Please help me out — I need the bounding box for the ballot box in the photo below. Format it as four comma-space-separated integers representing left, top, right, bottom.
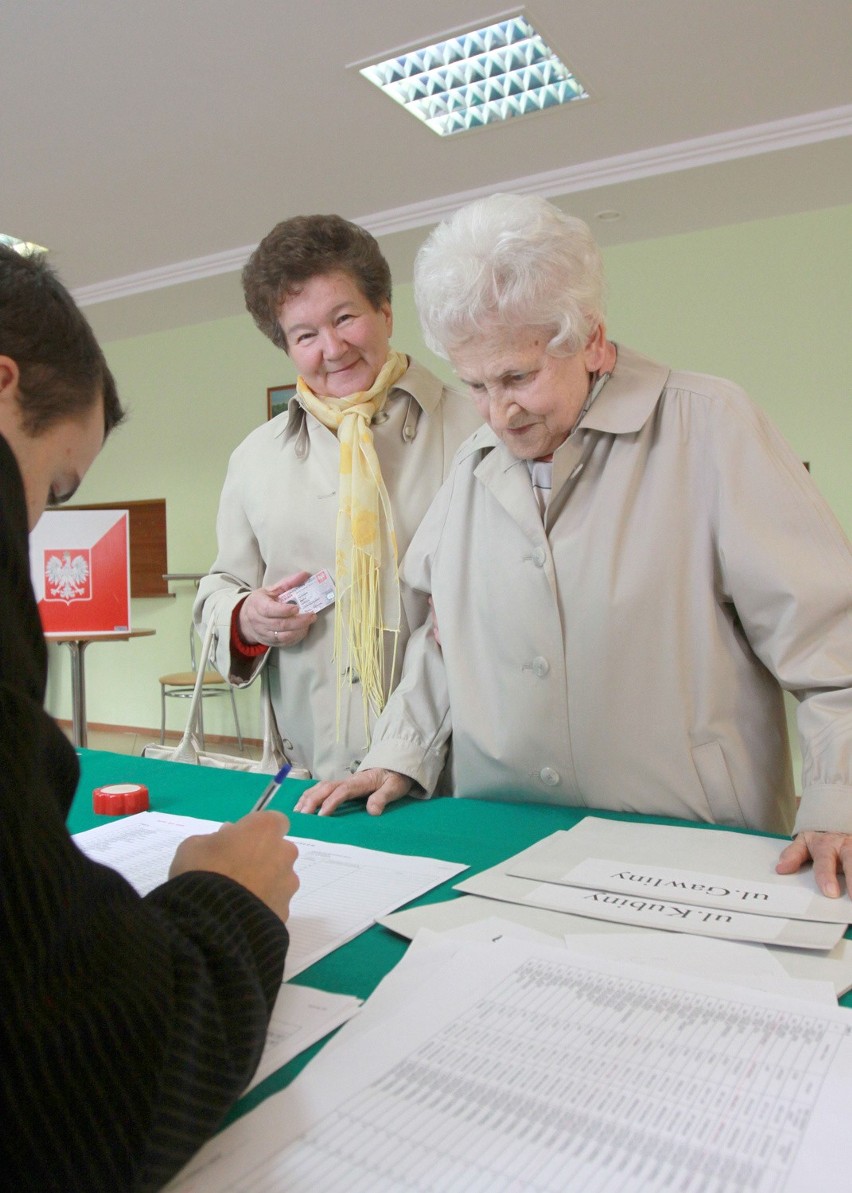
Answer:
29, 508, 131, 635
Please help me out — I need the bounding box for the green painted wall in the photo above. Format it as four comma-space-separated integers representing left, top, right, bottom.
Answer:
47, 204, 851, 778
602, 206, 851, 533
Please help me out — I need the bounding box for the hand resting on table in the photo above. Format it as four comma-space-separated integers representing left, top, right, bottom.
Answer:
776, 830, 852, 899
295, 769, 412, 817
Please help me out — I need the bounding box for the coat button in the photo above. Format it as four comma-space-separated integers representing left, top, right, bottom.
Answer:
539, 767, 560, 786
372, 410, 390, 424
532, 656, 550, 677
349, 760, 361, 774
531, 547, 546, 567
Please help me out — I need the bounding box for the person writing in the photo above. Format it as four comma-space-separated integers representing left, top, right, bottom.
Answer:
298, 194, 852, 900
195, 214, 480, 779
0, 244, 299, 1192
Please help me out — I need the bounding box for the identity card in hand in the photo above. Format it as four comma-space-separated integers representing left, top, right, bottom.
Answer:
278, 569, 335, 614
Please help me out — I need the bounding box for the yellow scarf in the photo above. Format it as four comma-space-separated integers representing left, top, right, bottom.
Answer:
297, 349, 409, 730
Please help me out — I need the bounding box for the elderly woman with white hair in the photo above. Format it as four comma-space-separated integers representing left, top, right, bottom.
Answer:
297, 193, 852, 899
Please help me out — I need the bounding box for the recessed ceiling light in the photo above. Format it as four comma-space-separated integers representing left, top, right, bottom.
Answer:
0, 233, 47, 256
359, 14, 588, 137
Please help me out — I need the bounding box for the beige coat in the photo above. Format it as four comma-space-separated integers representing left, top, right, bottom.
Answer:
365, 346, 852, 836
195, 358, 480, 779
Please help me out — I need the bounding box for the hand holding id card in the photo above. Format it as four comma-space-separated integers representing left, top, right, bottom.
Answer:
278, 570, 335, 614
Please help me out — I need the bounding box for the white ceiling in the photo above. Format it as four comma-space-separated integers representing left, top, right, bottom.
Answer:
3, 0, 850, 342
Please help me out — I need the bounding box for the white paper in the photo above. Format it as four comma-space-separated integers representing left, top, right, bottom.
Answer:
165, 936, 852, 1192
73, 811, 222, 890
380, 894, 852, 999
325, 923, 566, 1057
322, 929, 467, 1055
563, 855, 814, 915
459, 859, 844, 949
279, 837, 467, 977
521, 879, 845, 948
341, 928, 836, 1054
777, 941, 852, 997
560, 931, 837, 1005
427, 914, 561, 948
247, 984, 361, 1091
506, 818, 852, 923
380, 892, 605, 941
73, 812, 467, 977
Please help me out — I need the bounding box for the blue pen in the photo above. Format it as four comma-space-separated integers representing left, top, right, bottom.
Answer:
251, 764, 292, 812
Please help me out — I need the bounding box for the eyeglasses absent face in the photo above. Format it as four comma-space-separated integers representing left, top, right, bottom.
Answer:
451, 323, 607, 460
279, 271, 393, 399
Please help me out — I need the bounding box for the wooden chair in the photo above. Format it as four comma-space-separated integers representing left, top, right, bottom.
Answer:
158, 624, 243, 750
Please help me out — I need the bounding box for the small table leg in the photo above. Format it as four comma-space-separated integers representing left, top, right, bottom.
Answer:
65, 640, 89, 748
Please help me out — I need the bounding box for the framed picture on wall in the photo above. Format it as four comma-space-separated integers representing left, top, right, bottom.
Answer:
267, 384, 297, 420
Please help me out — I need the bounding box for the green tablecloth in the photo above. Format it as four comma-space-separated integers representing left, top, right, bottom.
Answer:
72, 748, 851, 1121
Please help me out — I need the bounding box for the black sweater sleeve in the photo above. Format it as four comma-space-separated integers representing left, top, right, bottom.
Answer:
0, 436, 288, 1191
0, 689, 288, 1192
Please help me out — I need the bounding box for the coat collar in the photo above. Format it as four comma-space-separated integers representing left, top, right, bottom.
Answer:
464, 342, 671, 470
578, 344, 670, 434
468, 427, 543, 544
464, 344, 671, 539
387, 356, 445, 414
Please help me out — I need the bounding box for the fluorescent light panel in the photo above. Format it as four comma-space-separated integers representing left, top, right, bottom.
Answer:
360, 15, 587, 136
0, 234, 47, 256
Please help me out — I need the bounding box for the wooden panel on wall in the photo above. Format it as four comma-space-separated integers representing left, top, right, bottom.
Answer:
67, 499, 170, 597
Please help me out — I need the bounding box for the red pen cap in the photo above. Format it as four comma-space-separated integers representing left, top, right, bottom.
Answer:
92, 783, 150, 816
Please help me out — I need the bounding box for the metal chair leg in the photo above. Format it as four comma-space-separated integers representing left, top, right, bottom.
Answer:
228, 687, 243, 752
160, 685, 166, 744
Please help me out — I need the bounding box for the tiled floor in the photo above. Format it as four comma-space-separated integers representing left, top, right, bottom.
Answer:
61, 724, 264, 761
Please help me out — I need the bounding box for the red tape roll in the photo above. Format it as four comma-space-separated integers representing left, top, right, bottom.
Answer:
92, 783, 150, 816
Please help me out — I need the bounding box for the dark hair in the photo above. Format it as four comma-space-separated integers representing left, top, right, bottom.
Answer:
0, 244, 124, 436
242, 214, 392, 351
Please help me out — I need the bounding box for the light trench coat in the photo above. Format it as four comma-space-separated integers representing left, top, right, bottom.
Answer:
364, 346, 852, 836
195, 359, 481, 779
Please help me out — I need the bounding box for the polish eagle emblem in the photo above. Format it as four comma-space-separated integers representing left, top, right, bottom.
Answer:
45, 551, 90, 602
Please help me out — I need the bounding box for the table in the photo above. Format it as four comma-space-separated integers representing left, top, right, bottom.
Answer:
71, 750, 852, 1128
47, 628, 155, 747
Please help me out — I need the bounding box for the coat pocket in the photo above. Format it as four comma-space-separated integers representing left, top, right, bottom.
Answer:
691, 740, 747, 827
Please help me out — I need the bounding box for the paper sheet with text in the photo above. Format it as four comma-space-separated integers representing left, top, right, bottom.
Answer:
506, 818, 852, 923
379, 893, 852, 998
73, 811, 467, 976
165, 934, 852, 1192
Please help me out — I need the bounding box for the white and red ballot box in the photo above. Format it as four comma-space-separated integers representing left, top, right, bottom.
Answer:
29, 509, 131, 635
